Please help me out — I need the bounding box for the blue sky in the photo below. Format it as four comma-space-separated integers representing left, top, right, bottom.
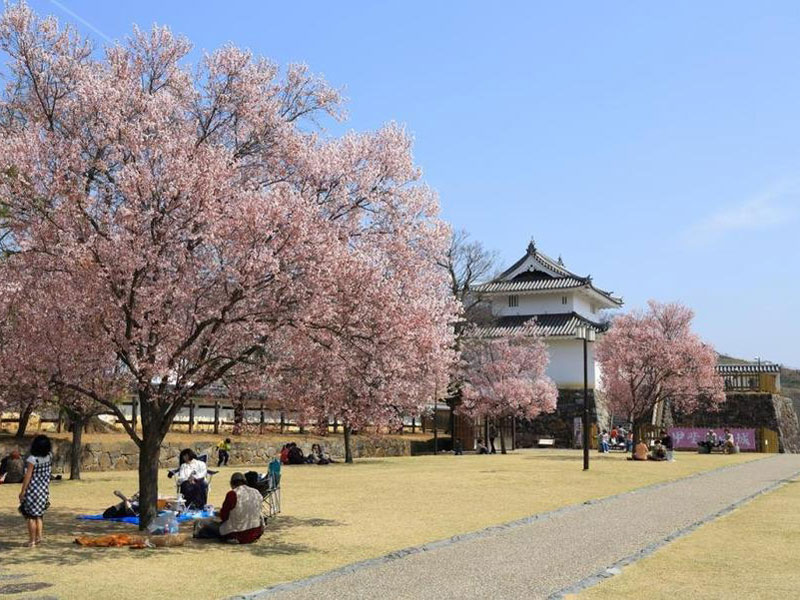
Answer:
24, 1, 800, 366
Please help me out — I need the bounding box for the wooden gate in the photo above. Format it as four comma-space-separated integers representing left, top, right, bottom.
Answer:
756, 428, 779, 453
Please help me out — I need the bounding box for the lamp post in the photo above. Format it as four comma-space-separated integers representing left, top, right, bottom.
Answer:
575, 325, 596, 471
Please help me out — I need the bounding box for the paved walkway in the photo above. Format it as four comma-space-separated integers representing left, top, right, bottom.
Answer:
238, 454, 800, 600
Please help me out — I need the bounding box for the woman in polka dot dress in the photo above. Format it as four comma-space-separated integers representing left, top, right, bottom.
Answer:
18, 435, 52, 547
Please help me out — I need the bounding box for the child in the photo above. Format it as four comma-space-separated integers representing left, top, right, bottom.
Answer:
217, 438, 232, 467
19, 434, 52, 547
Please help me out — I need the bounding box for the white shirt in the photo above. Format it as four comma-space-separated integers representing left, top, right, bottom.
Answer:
175, 458, 207, 485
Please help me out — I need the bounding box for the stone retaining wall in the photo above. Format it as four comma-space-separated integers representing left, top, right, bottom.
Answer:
0, 435, 412, 473
675, 393, 800, 453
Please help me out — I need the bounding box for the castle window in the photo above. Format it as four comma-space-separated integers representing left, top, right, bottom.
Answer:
508, 295, 519, 308
561, 296, 567, 305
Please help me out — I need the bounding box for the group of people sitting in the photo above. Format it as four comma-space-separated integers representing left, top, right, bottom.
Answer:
629, 429, 674, 461
599, 427, 634, 453
101, 465, 268, 545
698, 429, 737, 453
279, 442, 334, 465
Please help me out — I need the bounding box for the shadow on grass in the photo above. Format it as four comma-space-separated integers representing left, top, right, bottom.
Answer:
0, 509, 339, 568
521, 454, 591, 462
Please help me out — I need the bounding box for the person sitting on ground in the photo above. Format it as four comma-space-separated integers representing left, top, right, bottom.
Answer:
169, 448, 208, 509
103, 490, 140, 519
648, 441, 667, 461
306, 443, 332, 465
0, 450, 25, 484
193, 472, 264, 544
286, 442, 305, 465
216, 438, 232, 467
279, 444, 290, 465
453, 439, 464, 456
698, 429, 718, 452
631, 439, 649, 461
476, 438, 489, 454
661, 429, 674, 461
723, 429, 736, 454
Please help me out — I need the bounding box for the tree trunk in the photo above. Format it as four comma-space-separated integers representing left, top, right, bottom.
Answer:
631, 414, 642, 458
70, 417, 84, 480
137, 398, 167, 531
15, 403, 33, 439
343, 424, 353, 464
233, 400, 244, 436
500, 418, 507, 454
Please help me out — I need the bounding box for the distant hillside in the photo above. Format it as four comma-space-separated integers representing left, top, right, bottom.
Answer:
717, 354, 751, 365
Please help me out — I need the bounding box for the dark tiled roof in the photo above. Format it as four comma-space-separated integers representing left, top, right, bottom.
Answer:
497, 244, 574, 281
716, 364, 781, 374
475, 312, 606, 338
474, 277, 588, 294
484, 241, 622, 306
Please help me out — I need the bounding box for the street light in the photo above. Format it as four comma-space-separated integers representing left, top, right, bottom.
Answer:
575, 325, 596, 471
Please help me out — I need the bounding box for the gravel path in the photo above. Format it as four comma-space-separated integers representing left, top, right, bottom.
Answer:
236, 454, 800, 600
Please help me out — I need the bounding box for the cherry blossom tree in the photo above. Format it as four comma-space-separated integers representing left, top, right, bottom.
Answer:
595, 300, 725, 447
268, 247, 457, 462
0, 4, 455, 526
0, 279, 129, 479
459, 332, 558, 453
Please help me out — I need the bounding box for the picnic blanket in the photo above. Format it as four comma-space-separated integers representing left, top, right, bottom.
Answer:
77, 509, 214, 525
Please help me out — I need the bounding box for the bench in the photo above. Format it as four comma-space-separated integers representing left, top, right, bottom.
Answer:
537, 438, 555, 447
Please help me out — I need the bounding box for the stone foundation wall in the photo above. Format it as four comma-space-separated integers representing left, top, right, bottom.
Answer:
517, 389, 605, 448
0, 435, 412, 473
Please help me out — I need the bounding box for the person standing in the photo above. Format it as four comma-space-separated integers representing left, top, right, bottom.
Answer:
488, 424, 497, 454
19, 435, 52, 547
217, 438, 232, 467
600, 430, 610, 453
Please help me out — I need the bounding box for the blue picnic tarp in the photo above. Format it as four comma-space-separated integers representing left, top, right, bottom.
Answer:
77, 509, 214, 525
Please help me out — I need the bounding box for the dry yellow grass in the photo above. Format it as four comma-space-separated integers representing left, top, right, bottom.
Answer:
579, 476, 800, 600
0, 450, 762, 600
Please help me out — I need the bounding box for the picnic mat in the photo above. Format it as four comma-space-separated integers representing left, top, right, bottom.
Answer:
77, 509, 214, 525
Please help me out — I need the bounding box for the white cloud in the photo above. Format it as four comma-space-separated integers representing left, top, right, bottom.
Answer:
685, 182, 800, 244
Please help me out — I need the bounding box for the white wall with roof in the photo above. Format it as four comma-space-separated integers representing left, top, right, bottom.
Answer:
493, 293, 574, 317
545, 338, 598, 389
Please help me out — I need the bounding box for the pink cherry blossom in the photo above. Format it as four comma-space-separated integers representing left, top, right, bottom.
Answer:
595, 300, 725, 436
0, 3, 456, 524
459, 330, 557, 452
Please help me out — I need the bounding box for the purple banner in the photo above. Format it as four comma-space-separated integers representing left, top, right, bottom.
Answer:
668, 427, 756, 451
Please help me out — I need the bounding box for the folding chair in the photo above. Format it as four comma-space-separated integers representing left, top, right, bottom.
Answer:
257, 458, 281, 520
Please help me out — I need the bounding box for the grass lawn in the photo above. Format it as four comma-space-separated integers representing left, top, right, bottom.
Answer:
578, 476, 800, 600
0, 450, 762, 600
